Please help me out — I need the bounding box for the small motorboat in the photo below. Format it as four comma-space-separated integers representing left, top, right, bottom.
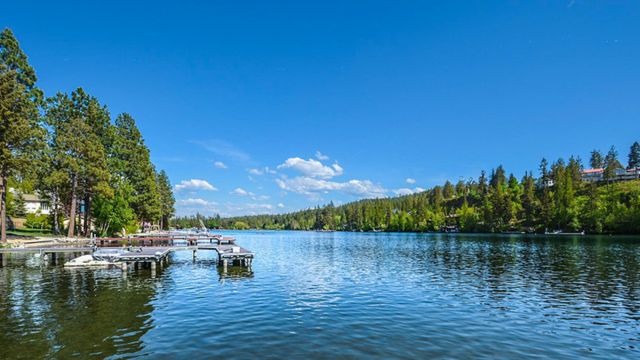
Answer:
64, 255, 114, 268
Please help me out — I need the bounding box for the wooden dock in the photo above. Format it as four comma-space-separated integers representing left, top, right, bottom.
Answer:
0, 233, 254, 272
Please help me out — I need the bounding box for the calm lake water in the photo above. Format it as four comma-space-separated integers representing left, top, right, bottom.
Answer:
1, 231, 639, 359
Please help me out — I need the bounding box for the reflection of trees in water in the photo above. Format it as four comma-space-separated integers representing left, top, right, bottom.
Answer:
0, 262, 158, 358
327, 234, 640, 315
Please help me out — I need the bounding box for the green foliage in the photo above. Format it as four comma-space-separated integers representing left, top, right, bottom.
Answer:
25, 213, 49, 229
0, 29, 45, 242
232, 221, 250, 230
0, 28, 175, 238
174, 144, 640, 235
13, 191, 26, 217
156, 170, 175, 230
628, 142, 640, 169
590, 150, 604, 169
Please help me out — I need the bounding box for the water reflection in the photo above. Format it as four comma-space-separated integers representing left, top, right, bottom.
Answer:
217, 265, 254, 281
0, 262, 157, 358
1, 232, 639, 359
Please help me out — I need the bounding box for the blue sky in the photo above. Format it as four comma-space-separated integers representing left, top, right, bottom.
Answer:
3, 1, 639, 216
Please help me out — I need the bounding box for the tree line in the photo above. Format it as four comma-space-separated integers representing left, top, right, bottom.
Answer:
0, 29, 175, 242
174, 142, 640, 234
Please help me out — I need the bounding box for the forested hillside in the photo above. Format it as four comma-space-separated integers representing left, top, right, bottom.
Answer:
175, 145, 640, 234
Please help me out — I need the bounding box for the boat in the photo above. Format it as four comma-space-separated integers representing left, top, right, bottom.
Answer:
64, 248, 133, 268
544, 230, 585, 235
64, 254, 115, 268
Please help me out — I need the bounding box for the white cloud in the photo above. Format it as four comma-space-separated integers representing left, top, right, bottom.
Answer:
277, 157, 344, 179
276, 176, 386, 198
177, 198, 216, 206
214, 161, 227, 169
315, 151, 329, 161
248, 167, 276, 176
231, 187, 254, 197
393, 187, 426, 196
174, 179, 217, 192
277, 203, 285, 208
247, 203, 274, 210
406, 178, 416, 184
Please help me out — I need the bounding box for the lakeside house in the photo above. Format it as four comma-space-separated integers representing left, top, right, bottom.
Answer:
8, 188, 50, 215
580, 168, 640, 183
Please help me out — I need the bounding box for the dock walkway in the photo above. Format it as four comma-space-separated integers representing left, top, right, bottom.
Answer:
0, 233, 254, 271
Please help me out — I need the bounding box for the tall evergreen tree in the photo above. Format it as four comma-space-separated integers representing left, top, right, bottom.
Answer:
113, 113, 162, 227
156, 170, 175, 230
628, 141, 640, 169
589, 150, 604, 169
604, 146, 623, 182
0, 30, 43, 242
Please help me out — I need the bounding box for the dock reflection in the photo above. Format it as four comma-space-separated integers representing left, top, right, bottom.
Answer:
217, 265, 254, 281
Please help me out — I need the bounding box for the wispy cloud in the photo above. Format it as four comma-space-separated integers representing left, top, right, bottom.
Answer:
247, 167, 276, 176
192, 139, 251, 163
175, 179, 217, 192
406, 178, 416, 184
231, 187, 253, 196
393, 187, 425, 196
276, 176, 386, 198
315, 150, 329, 161
177, 198, 217, 206
277, 157, 343, 179
214, 161, 228, 169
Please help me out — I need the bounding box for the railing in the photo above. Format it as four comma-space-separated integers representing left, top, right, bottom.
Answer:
95, 234, 233, 248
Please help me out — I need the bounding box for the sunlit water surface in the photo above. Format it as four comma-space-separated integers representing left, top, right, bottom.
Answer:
1, 231, 639, 359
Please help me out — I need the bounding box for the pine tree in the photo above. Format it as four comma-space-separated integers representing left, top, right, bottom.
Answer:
156, 170, 175, 230
628, 141, 640, 169
521, 172, 537, 227
604, 146, 623, 181
589, 150, 604, 169
13, 191, 26, 217
113, 113, 162, 227
0, 29, 43, 242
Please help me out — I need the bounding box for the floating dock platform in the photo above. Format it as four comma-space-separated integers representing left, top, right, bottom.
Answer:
0, 232, 254, 272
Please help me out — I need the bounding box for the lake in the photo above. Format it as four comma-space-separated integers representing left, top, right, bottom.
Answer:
1, 231, 639, 359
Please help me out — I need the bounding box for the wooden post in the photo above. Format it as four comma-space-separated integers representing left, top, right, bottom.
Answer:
192, 249, 197, 261
223, 258, 228, 273
121, 262, 128, 271
0, 253, 5, 267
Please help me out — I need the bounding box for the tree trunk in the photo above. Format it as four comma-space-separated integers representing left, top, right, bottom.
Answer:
1, 174, 6, 244
52, 192, 60, 235
87, 195, 92, 237
83, 194, 90, 236
67, 174, 77, 238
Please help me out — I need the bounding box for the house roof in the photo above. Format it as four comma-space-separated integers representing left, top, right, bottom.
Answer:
581, 168, 604, 174
21, 194, 42, 202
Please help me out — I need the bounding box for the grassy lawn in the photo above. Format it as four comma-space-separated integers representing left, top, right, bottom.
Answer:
7, 228, 55, 238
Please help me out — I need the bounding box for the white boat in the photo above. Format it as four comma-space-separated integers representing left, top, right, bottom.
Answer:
64, 255, 114, 268
64, 249, 132, 268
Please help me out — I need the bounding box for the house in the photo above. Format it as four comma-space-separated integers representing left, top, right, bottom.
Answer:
580, 168, 640, 183
22, 193, 51, 215
581, 168, 604, 182
9, 188, 50, 215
